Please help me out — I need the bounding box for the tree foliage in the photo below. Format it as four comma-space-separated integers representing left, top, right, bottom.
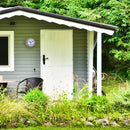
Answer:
0, 0, 129, 78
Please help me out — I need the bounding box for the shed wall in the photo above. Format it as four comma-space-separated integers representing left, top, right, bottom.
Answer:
0, 16, 87, 92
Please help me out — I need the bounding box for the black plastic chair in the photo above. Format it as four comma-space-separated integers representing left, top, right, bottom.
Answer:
17, 77, 43, 97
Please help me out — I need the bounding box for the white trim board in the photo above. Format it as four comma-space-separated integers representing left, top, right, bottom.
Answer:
0, 31, 14, 71
0, 10, 114, 35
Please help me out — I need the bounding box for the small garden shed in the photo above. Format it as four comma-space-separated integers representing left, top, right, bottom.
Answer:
0, 6, 118, 98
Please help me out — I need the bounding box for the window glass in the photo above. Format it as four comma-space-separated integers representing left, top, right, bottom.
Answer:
0, 37, 8, 65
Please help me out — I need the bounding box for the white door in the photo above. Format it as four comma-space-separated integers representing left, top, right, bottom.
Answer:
40, 30, 73, 99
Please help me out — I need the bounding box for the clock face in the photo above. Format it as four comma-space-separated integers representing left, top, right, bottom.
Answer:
26, 38, 36, 48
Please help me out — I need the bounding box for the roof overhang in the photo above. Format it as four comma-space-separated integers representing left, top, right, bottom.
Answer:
0, 6, 119, 35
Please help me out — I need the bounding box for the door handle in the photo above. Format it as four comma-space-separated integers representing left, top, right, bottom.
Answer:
43, 55, 45, 64
43, 55, 48, 65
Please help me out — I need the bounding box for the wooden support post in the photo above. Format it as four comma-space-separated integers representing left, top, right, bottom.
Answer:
87, 31, 94, 98
97, 32, 102, 96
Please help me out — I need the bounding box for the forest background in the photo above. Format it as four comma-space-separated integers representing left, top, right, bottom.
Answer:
0, 0, 129, 79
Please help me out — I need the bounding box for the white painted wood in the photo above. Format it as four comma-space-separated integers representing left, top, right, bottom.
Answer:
0, 10, 114, 35
0, 80, 17, 83
97, 32, 102, 96
0, 31, 14, 71
40, 30, 73, 100
87, 31, 94, 97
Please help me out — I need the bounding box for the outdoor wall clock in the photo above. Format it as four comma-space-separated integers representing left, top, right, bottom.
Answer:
26, 38, 36, 48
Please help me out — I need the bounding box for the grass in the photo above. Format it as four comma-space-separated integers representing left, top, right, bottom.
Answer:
103, 77, 130, 111
1, 126, 130, 130
102, 75, 130, 97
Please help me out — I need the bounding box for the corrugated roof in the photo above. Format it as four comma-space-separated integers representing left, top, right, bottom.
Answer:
0, 6, 118, 32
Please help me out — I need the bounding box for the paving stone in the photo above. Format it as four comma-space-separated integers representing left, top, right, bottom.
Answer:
96, 119, 109, 126
85, 121, 94, 126
123, 119, 130, 126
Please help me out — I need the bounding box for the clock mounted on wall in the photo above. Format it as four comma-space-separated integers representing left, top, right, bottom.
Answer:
26, 38, 36, 48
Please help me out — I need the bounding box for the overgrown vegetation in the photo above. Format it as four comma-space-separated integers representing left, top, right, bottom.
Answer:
0, 78, 130, 128
0, 0, 129, 78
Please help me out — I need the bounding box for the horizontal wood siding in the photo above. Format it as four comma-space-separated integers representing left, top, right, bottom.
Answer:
73, 29, 87, 90
0, 16, 87, 92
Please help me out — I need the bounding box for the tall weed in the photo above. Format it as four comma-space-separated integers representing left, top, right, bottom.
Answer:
0, 98, 38, 128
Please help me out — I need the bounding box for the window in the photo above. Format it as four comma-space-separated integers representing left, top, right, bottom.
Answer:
0, 37, 8, 65
0, 31, 14, 71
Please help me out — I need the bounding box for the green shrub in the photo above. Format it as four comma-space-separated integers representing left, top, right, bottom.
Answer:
87, 96, 112, 113
76, 95, 112, 116
23, 89, 49, 110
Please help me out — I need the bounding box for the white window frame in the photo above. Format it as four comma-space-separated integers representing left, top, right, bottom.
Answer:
0, 31, 14, 71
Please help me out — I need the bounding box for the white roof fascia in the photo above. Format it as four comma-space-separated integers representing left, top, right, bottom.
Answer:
0, 10, 114, 35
